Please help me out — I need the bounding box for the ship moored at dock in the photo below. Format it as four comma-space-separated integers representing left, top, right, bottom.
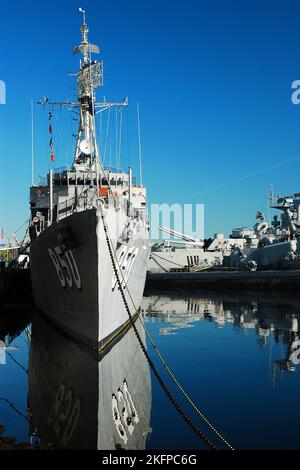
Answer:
29, 11, 150, 349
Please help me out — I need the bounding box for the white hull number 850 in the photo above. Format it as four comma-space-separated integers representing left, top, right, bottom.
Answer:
48, 246, 82, 289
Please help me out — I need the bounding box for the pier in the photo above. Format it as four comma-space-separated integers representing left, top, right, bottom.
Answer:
146, 269, 300, 291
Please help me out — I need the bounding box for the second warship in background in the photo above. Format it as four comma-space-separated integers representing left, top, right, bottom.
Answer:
148, 192, 300, 273
29, 11, 150, 349
149, 226, 222, 273
223, 191, 300, 270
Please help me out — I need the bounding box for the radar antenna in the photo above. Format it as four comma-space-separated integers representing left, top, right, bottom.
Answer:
37, 9, 128, 169
268, 184, 275, 206
73, 7, 100, 62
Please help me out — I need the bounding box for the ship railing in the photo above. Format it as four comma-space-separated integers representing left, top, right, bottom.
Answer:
56, 186, 135, 222
38, 176, 47, 186
57, 189, 98, 220
57, 196, 77, 220
53, 165, 72, 174
38, 167, 71, 186
104, 165, 122, 173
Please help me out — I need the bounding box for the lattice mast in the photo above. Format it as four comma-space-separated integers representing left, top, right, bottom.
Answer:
73, 8, 103, 165
37, 9, 128, 168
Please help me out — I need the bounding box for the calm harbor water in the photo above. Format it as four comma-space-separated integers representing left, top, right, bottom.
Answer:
0, 290, 299, 450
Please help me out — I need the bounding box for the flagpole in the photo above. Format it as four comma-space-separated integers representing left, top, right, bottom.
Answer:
31, 99, 34, 186
137, 101, 143, 186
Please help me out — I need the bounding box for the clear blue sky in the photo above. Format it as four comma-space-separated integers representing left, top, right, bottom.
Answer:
0, 0, 300, 240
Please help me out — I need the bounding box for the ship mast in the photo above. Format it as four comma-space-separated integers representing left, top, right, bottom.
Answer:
37, 9, 128, 170
73, 7, 102, 166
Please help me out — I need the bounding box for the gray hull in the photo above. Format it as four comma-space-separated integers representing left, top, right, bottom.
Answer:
30, 206, 150, 348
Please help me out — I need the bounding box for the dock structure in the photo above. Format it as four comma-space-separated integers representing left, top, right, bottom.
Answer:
146, 269, 300, 291
0, 244, 20, 264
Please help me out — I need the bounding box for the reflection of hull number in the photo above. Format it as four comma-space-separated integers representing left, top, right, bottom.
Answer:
47, 384, 80, 447
112, 379, 139, 444
48, 246, 81, 289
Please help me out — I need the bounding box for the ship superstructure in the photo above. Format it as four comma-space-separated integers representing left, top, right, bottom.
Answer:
29, 10, 150, 349
222, 192, 300, 269
149, 226, 222, 273
148, 192, 300, 273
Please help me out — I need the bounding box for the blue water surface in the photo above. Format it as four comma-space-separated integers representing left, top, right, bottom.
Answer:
0, 290, 299, 450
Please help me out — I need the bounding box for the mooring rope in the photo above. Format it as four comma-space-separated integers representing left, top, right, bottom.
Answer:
0, 397, 32, 424
142, 327, 234, 450
99, 203, 235, 450
151, 251, 185, 268
5, 351, 28, 375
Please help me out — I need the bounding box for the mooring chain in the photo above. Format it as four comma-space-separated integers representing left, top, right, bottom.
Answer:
99, 204, 219, 450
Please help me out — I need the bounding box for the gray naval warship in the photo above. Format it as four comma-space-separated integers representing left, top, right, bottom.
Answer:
149, 192, 300, 274
29, 10, 150, 350
223, 191, 300, 270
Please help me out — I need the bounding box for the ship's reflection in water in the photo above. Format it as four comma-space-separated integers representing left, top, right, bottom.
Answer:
29, 313, 152, 449
142, 290, 300, 450
0, 290, 299, 449
142, 291, 300, 378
